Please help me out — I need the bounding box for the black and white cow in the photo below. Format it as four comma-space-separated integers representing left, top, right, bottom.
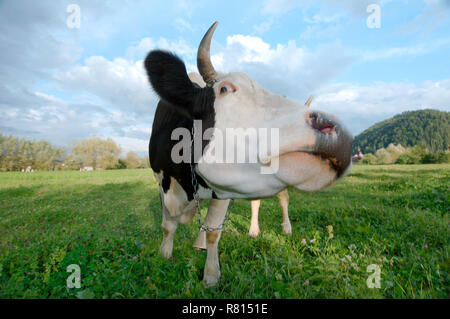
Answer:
145, 22, 353, 287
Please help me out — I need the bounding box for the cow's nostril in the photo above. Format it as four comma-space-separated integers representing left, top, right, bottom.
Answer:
309, 112, 335, 135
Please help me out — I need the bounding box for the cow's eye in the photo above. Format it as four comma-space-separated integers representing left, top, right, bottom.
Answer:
220, 86, 228, 94
218, 81, 237, 96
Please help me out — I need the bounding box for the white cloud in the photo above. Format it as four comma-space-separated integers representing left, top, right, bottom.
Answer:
126, 37, 196, 62
173, 18, 195, 33
3, 33, 195, 149
359, 38, 450, 61
261, 0, 387, 17
56, 56, 157, 119
207, 32, 449, 136
123, 127, 152, 140
0, 1, 82, 88
174, 0, 202, 18
304, 13, 342, 24
110, 136, 149, 156
300, 24, 341, 39
56, 35, 200, 123
49, 32, 356, 149
0, 91, 118, 146
398, 0, 450, 34
253, 17, 275, 34
261, 0, 302, 15
314, 79, 450, 134
210, 34, 356, 100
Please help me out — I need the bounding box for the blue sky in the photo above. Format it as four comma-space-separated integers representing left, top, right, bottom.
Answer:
0, 0, 449, 155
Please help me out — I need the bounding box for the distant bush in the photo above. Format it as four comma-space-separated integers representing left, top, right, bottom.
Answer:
393, 143, 448, 164
396, 153, 421, 164
420, 152, 450, 164
395, 144, 425, 164
361, 142, 449, 165
116, 159, 127, 169
361, 153, 377, 165
367, 143, 406, 164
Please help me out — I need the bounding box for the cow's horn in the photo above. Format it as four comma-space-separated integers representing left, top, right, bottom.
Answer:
198, 21, 218, 86
305, 95, 314, 107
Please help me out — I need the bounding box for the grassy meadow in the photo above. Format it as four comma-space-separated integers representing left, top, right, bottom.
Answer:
0, 165, 448, 298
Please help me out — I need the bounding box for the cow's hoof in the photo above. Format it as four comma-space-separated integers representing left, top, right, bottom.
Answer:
159, 246, 173, 259
203, 273, 220, 288
248, 226, 260, 238
282, 222, 292, 235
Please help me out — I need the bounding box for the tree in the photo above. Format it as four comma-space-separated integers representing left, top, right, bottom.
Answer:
71, 137, 121, 170
141, 155, 150, 168
0, 134, 65, 171
63, 153, 83, 170
123, 151, 143, 169
375, 148, 392, 164
0, 133, 150, 171
122, 151, 149, 169
385, 143, 405, 163
1, 135, 18, 171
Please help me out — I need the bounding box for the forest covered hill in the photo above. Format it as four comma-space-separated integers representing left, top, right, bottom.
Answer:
353, 109, 449, 154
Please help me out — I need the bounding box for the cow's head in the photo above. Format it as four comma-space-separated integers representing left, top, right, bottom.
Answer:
145, 22, 353, 199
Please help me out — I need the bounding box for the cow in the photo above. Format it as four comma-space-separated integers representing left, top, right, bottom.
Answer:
145, 22, 353, 287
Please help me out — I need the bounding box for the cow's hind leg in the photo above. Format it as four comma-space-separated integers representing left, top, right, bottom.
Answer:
159, 203, 178, 259
277, 189, 291, 235
248, 200, 261, 238
202, 199, 230, 288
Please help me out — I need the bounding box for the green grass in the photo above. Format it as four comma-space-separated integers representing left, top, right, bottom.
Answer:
0, 165, 448, 298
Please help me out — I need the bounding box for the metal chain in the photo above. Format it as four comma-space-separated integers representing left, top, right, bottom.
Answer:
190, 123, 233, 232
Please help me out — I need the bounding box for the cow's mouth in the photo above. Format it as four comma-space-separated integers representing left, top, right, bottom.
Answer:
305, 111, 354, 178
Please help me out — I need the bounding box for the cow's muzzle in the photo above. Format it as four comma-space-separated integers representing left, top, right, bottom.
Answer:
306, 111, 354, 177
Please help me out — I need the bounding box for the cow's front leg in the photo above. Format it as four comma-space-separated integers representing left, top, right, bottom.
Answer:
160, 205, 178, 259
202, 199, 230, 288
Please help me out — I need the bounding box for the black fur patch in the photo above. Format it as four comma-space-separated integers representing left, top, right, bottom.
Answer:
161, 172, 171, 193
146, 50, 216, 199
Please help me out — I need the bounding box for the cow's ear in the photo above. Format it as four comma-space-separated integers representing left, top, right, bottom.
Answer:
145, 50, 196, 109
